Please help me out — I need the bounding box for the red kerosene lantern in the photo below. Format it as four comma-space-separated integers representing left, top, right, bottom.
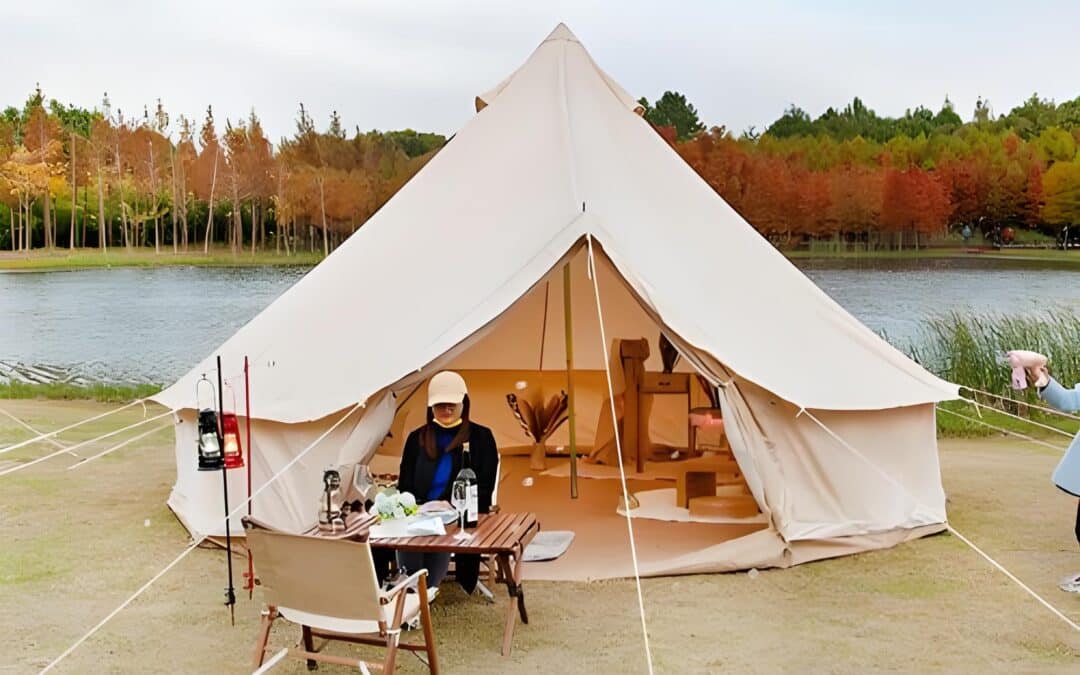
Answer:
221, 413, 245, 469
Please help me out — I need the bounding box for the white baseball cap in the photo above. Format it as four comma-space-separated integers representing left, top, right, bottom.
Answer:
427, 371, 467, 407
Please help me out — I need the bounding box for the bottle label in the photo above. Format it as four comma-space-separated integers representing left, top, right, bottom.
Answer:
467, 483, 479, 525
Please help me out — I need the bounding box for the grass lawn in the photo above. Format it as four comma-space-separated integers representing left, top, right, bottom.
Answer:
1, 399, 1078, 673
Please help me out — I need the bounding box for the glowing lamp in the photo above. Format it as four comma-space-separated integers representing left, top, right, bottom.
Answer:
221, 413, 245, 469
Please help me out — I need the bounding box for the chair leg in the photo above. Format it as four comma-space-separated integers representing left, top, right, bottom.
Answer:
251, 608, 276, 670
302, 625, 317, 671
418, 574, 440, 674
475, 580, 495, 603
383, 631, 400, 673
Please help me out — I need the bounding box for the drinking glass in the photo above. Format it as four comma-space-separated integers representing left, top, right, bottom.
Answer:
451, 480, 470, 540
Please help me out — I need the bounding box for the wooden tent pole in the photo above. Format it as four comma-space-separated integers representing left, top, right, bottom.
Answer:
563, 263, 578, 499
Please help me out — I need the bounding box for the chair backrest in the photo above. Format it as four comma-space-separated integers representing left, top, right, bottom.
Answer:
245, 526, 385, 622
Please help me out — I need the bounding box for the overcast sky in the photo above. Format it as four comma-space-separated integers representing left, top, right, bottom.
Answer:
3, 1, 1077, 143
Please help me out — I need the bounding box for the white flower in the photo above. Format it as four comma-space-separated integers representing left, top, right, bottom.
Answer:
399, 492, 417, 510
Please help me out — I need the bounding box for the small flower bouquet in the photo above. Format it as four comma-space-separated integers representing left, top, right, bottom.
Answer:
373, 489, 418, 521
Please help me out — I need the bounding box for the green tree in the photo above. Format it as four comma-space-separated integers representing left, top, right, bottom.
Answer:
765, 105, 814, 138
638, 91, 704, 141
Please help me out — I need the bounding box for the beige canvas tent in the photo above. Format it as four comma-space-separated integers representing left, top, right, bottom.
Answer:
152, 24, 959, 577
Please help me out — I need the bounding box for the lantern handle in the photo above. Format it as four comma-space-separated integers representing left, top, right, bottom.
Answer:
196, 374, 217, 412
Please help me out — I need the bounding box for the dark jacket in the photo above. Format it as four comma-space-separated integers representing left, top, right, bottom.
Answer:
397, 422, 499, 512
396, 421, 500, 593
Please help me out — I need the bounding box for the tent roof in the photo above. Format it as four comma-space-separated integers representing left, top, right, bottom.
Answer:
153, 23, 958, 422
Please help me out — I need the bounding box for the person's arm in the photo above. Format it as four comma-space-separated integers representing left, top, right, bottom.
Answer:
397, 430, 419, 495
1039, 377, 1080, 414
475, 427, 499, 513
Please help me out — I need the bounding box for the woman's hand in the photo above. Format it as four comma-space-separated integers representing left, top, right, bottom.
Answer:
1009, 350, 1050, 388
1027, 365, 1050, 388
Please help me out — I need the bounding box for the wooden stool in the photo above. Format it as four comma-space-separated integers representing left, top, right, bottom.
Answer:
673, 455, 743, 506
689, 495, 759, 518
676, 470, 716, 507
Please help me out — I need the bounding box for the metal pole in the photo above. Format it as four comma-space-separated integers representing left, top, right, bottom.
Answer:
243, 355, 254, 599
216, 355, 236, 623
564, 264, 578, 499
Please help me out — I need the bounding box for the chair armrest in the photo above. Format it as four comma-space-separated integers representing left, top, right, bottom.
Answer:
380, 568, 429, 603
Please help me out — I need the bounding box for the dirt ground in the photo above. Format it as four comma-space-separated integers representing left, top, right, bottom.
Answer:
1, 399, 1078, 674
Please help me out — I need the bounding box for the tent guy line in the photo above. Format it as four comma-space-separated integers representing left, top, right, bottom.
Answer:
0, 410, 175, 478
0, 406, 75, 453
817, 404, 1077, 633
960, 385, 1080, 423
959, 396, 1078, 440
0, 398, 147, 455
796, 407, 929, 513
936, 407, 1069, 453
587, 234, 655, 675
946, 525, 1080, 632
38, 401, 366, 674
66, 422, 173, 470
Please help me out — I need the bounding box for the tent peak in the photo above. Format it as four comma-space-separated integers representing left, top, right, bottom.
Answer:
544, 23, 580, 44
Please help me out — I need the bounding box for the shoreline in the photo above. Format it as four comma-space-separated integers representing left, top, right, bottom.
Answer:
0, 248, 325, 272
0, 245, 1076, 272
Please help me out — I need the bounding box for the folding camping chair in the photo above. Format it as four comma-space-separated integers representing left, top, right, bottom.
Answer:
243, 518, 439, 674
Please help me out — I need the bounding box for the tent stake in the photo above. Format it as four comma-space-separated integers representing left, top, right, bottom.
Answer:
564, 263, 578, 499
217, 355, 237, 623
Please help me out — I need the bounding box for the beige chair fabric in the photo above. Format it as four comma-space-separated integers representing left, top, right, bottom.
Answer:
244, 518, 439, 673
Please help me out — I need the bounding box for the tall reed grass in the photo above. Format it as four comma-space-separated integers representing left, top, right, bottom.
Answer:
905, 311, 1080, 437
0, 381, 161, 403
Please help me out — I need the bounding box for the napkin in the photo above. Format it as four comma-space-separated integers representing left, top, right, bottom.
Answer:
406, 516, 447, 536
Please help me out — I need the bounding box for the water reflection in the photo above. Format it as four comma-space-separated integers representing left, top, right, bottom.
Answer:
0, 259, 1076, 385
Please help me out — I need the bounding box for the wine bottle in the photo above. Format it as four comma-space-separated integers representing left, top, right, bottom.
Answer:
454, 441, 479, 528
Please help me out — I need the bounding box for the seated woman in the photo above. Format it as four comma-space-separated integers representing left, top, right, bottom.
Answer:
396, 370, 499, 593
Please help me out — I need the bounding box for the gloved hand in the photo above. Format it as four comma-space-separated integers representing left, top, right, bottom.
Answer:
1006, 350, 1049, 389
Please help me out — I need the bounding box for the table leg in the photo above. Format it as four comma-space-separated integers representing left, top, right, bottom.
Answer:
498, 548, 528, 656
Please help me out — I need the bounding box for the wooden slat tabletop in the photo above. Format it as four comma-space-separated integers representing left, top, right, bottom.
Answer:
365, 512, 539, 554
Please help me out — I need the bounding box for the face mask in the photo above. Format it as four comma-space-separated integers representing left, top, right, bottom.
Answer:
433, 415, 463, 429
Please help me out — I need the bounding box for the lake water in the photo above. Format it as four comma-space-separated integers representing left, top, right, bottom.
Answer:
1, 258, 1077, 385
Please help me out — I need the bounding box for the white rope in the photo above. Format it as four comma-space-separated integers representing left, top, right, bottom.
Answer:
586, 235, 654, 675
797, 408, 1078, 633
960, 385, 1080, 422
0, 406, 73, 453
958, 396, 1078, 440
252, 648, 288, 674
0, 410, 175, 478
936, 407, 1068, 453
39, 401, 364, 674
66, 423, 172, 470
946, 525, 1079, 632
0, 399, 146, 455
796, 407, 926, 511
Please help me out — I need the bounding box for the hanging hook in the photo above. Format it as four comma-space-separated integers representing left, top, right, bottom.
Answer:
196, 374, 217, 411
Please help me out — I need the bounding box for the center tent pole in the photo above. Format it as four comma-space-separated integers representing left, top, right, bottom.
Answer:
563, 263, 578, 499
